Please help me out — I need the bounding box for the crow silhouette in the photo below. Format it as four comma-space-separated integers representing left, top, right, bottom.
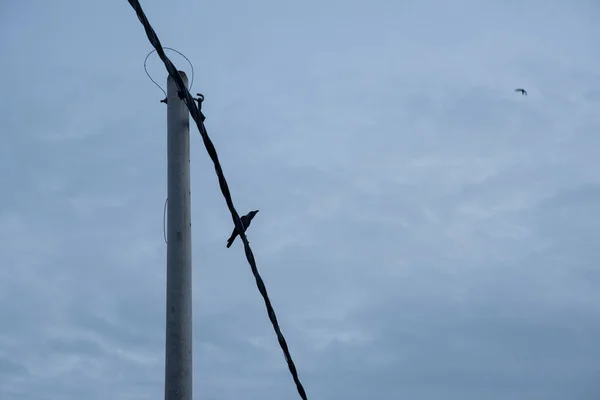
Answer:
226, 210, 259, 248
515, 88, 527, 96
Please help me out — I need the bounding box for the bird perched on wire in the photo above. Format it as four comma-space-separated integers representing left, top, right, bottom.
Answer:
515, 88, 527, 96
226, 210, 259, 248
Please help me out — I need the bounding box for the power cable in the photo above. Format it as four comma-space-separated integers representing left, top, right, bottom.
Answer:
125, 2, 309, 399
144, 47, 195, 102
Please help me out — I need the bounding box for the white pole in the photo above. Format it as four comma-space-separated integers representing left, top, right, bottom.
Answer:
164, 71, 193, 400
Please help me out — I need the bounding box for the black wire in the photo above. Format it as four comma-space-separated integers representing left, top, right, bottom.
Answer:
125, 1, 309, 399
163, 198, 168, 244
144, 47, 195, 99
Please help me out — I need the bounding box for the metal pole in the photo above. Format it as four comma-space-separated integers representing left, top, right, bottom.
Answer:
165, 71, 193, 400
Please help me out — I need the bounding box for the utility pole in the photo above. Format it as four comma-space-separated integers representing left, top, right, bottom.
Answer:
165, 71, 193, 400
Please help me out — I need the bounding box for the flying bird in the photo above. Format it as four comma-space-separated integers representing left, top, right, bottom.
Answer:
515, 88, 527, 96
226, 210, 259, 248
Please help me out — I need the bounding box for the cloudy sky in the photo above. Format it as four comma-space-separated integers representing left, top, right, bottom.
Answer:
1, 0, 600, 399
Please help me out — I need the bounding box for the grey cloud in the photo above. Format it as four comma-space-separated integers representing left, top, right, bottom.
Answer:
1, 0, 600, 399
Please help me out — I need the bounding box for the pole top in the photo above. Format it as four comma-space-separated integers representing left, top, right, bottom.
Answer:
168, 70, 188, 82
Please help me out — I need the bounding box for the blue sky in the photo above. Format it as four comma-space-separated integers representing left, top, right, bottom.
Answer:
1, 0, 600, 399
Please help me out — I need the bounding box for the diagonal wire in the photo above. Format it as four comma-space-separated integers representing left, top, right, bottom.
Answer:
125, 1, 309, 399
